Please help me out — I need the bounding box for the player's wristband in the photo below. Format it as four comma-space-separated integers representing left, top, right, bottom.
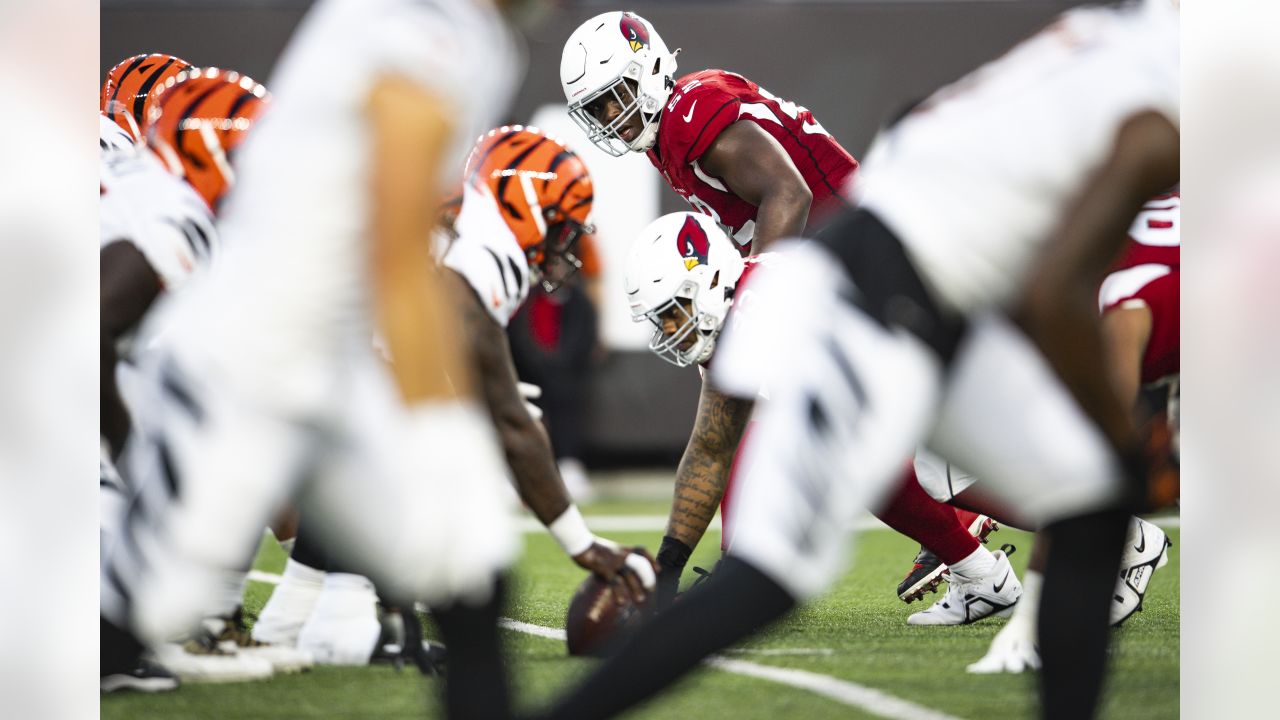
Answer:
549, 505, 594, 557
657, 535, 693, 571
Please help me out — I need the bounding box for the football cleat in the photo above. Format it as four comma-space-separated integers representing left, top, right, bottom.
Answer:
907, 546, 1022, 626
252, 561, 324, 647
296, 573, 382, 666
1110, 517, 1172, 626
151, 633, 274, 684
897, 514, 1000, 603
207, 607, 313, 674
100, 656, 180, 694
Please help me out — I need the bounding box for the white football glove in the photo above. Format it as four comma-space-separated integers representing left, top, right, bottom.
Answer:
966, 612, 1040, 674
517, 381, 543, 421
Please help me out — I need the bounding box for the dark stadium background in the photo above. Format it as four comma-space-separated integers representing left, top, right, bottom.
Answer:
102, 0, 1091, 465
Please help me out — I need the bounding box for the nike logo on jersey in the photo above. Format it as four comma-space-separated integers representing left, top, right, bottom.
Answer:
683, 100, 698, 123
993, 571, 1010, 594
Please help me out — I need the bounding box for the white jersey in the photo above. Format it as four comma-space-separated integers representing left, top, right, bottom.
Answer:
99, 113, 136, 156
100, 148, 216, 290
442, 182, 530, 328
855, 0, 1179, 314
174, 0, 520, 411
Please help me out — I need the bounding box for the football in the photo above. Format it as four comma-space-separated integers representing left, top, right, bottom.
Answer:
565, 573, 653, 657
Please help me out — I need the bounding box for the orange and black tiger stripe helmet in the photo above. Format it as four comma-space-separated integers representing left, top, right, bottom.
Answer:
146, 67, 270, 212
463, 125, 595, 291
100, 53, 193, 142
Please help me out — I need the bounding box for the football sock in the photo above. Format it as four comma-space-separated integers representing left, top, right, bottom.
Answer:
430, 576, 512, 720
947, 545, 997, 579
100, 615, 145, 677
951, 507, 984, 534
1038, 508, 1129, 720
1011, 569, 1043, 621
875, 469, 980, 565
290, 522, 333, 572
535, 557, 795, 720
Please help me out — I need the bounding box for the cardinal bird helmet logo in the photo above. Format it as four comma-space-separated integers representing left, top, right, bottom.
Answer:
620, 13, 650, 53
676, 215, 710, 270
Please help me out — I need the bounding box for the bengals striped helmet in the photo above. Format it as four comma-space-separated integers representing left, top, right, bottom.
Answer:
146, 67, 270, 211
463, 125, 595, 292
100, 53, 193, 142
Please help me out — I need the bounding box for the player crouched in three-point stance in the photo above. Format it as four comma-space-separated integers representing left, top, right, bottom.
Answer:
563, 11, 1012, 619
531, 2, 1179, 719
622, 212, 1021, 624
101, 62, 302, 690
252, 126, 656, 664
101, 1, 537, 717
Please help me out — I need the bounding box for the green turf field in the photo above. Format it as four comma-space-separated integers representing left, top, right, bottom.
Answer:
101, 503, 1179, 720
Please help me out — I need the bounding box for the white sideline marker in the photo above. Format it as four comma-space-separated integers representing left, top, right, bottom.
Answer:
247, 569, 959, 720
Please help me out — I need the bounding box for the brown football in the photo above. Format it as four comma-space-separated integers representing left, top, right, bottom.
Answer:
565, 574, 652, 657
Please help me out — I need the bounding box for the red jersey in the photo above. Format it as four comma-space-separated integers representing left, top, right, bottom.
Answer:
1100, 192, 1180, 385
648, 70, 858, 255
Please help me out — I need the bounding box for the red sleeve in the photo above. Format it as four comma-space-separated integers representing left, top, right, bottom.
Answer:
663, 82, 741, 165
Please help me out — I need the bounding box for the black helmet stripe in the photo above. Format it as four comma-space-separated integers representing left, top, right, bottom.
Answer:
172, 82, 227, 169
466, 128, 523, 183
109, 55, 149, 107
542, 150, 575, 190
132, 57, 180, 125
494, 136, 548, 210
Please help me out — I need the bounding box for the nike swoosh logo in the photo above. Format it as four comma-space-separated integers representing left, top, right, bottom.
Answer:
599, 53, 614, 65
993, 571, 1010, 594
1134, 528, 1146, 554
683, 100, 698, 123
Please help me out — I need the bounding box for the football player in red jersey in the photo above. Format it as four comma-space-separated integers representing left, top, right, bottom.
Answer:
618, 212, 1021, 623
561, 12, 1003, 610
560, 10, 856, 256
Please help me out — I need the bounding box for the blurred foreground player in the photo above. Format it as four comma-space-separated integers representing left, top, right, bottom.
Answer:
253, 127, 655, 664
561, 10, 856, 253
101, 1, 528, 716
624, 212, 1018, 623
969, 190, 1180, 674
531, 2, 1178, 719
101, 66, 292, 690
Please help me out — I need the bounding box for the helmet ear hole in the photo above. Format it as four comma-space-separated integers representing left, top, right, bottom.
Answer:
709, 271, 720, 290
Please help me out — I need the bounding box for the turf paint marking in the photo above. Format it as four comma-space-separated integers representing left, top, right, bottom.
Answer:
706, 657, 962, 720
248, 569, 959, 720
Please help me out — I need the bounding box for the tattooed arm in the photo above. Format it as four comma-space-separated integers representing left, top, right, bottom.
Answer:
655, 378, 754, 605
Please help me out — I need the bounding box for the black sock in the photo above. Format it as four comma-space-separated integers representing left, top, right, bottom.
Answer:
101, 615, 145, 676
533, 557, 796, 720
430, 576, 512, 720
290, 520, 338, 572
1038, 509, 1130, 720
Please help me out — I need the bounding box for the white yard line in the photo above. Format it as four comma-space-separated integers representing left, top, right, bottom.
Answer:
247, 568, 958, 720
705, 657, 962, 720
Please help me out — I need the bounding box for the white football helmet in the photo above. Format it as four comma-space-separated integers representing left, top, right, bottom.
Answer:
561, 11, 677, 157
625, 212, 745, 367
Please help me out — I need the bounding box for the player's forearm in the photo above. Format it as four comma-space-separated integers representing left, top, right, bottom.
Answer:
498, 409, 572, 525
368, 75, 470, 404
750, 185, 811, 251
665, 440, 733, 549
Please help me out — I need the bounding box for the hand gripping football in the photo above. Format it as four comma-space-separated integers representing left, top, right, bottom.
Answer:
565, 569, 654, 657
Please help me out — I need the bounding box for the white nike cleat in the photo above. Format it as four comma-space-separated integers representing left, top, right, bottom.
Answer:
296, 573, 382, 666
1111, 517, 1172, 626
252, 559, 324, 647
908, 547, 1022, 626
966, 612, 1040, 674
151, 638, 274, 684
